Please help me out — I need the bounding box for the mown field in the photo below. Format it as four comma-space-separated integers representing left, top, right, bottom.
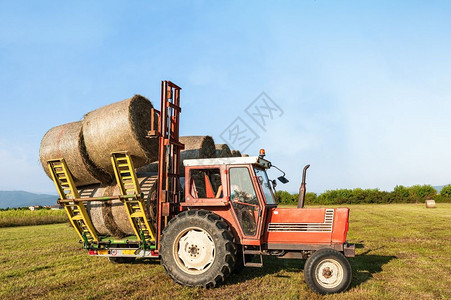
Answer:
0, 204, 450, 299
0, 209, 66, 228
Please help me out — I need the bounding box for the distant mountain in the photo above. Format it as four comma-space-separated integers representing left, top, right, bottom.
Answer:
0, 191, 58, 209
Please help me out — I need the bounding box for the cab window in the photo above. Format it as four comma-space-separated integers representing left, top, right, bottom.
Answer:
189, 168, 223, 199
254, 167, 276, 205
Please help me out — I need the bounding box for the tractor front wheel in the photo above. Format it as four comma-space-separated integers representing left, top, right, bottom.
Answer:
304, 249, 352, 294
160, 210, 236, 288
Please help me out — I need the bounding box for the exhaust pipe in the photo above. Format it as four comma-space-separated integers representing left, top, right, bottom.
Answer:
297, 164, 310, 208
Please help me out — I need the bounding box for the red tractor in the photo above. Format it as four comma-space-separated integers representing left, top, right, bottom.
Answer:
48, 81, 354, 295
160, 152, 354, 294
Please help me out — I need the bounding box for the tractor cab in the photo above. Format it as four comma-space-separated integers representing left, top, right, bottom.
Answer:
182, 155, 276, 241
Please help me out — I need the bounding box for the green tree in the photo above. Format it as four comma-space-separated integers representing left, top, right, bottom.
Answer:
440, 184, 451, 199
275, 190, 295, 205
408, 185, 436, 203
305, 192, 317, 204
393, 185, 411, 203
275, 191, 317, 205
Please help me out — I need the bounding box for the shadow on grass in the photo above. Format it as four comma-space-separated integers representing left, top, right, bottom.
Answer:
225, 256, 305, 286
128, 246, 395, 289
224, 248, 396, 288
348, 250, 396, 288
130, 258, 161, 265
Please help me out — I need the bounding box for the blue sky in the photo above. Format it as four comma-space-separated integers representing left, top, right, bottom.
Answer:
1, 1, 450, 194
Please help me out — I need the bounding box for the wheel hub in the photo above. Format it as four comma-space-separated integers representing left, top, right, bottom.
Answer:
315, 259, 344, 289
322, 267, 333, 278
175, 228, 215, 274
189, 245, 199, 256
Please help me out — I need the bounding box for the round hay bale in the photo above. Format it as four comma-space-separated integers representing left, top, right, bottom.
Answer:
231, 150, 242, 157
79, 185, 109, 235
180, 136, 216, 175
82, 95, 159, 177
80, 174, 158, 237
425, 199, 436, 208
39, 122, 110, 186
215, 144, 232, 158
180, 136, 216, 159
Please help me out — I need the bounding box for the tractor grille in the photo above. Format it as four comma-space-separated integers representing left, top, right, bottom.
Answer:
268, 209, 334, 232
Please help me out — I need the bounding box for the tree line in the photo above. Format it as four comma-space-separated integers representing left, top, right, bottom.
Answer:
276, 184, 451, 205
0, 206, 50, 211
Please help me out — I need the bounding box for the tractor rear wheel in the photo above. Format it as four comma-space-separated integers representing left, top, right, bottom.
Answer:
304, 249, 352, 294
160, 209, 236, 288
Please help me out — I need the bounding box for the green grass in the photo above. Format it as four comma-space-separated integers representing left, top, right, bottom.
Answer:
0, 209, 67, 228
0, 204, 450, 299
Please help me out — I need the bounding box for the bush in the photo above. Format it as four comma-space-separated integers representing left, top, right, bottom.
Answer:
276, 190, 295, 205
315, 188, 387, 205
393, 185, 410, 203
305, 192, 317, 204
275, 191, 317, 205
316, 189, 353, 205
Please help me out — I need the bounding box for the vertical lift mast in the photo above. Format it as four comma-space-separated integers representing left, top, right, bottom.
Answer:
154, 81, 183, 250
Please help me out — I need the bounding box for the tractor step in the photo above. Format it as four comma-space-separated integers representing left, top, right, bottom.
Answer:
243, 262, 263, 268
243, 246, 264, 267
243, 250, 263, 255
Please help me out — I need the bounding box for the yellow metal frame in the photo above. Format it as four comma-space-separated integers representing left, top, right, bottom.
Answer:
47, 159, 98, 243
111, 152, 156, 244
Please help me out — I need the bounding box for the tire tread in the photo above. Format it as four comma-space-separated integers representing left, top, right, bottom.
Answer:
304, 248, 352, 295
160, 209, 236, 288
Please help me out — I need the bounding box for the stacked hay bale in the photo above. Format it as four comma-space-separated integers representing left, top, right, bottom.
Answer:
39, 95, 158, 186
39, 95, 160, 238
215, 144, 232, 158
82, 95, 159, 175
39, 122, 110, 186
179, 136, 216, 175
80, 174, 158, 237
231, 150, 242, 157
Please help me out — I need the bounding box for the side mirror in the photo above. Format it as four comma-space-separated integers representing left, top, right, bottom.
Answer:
278, 176, 289, 184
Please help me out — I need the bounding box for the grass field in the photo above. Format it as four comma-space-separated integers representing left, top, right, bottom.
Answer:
0, 204, 450, 299
0, 209, 66, 228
